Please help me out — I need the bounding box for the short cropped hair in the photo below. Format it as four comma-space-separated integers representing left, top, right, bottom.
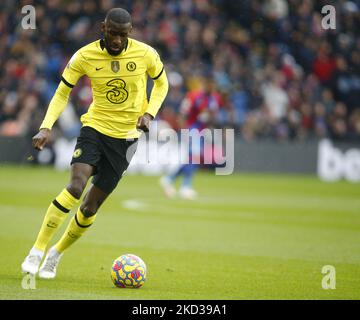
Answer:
105, 8, 132, 24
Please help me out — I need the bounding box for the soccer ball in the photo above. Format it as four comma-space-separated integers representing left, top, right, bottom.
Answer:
110, 254, 147, 288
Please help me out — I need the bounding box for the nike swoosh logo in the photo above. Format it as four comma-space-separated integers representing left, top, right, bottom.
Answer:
96, 67, 104, 71
47, 223, 57, 228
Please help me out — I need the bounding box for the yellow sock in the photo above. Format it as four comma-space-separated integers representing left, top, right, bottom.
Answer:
33, 189, 79, 251
54, 208, 96, 253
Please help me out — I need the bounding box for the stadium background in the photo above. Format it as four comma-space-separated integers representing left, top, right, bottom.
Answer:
0, 0, 359, 300
1, 0, 360, 143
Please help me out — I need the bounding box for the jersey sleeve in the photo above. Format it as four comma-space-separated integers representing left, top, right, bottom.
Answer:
145, 47, 164, 80
61, 50, 86, 87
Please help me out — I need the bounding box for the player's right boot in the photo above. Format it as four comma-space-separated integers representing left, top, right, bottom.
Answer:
159, 176, 176, 198
38, 246, 63, 279
21, 247, 44, 275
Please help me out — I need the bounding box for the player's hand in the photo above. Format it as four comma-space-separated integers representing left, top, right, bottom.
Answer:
32, 128, 51, 151
136, 113, 154, 132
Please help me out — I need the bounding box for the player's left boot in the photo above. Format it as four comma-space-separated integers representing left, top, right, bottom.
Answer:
38, 246, 63, 279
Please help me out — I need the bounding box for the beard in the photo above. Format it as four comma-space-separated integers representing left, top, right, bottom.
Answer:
103, 37, 126, 56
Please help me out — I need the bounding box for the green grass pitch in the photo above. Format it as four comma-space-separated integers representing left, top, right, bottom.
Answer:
0, 165, 359, 300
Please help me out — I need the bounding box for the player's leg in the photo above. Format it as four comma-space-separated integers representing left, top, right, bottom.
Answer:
21, 163, 94, 274
178, 138, 201, 199
179, 163, 199, 199
159, 166, 182, 198
168, 165, 185, 181
39, 184, 108, 279
22, 127, 100, 275
39, 137, 137, 279
159, 131, 183, 198
54, 184, 109, 254
34, 163, 93, 249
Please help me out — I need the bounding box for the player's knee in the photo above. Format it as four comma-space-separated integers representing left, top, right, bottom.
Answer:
81, 195, 106, 217
81, 203, 98, 217
67, 179, 87, 199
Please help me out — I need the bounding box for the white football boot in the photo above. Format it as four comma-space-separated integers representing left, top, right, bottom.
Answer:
179, 186, 198, 200
21, 247, 44, 275
159, 176, 177, 198
38, 246, 63, 279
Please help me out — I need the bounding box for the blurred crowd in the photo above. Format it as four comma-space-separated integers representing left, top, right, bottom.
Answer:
0, 0, 359, 142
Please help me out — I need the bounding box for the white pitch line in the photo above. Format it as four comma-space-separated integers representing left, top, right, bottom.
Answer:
122, 199, 148, 211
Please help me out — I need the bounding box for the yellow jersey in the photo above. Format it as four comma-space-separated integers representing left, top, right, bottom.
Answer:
41, 38, 168, 139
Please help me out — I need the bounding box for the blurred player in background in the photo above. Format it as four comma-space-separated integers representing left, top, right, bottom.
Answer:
21, 8, 168, 279
160, 77, 223, 200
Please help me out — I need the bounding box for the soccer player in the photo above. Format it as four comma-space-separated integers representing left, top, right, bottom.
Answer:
21, 8, 168, 278
160, 77, 221, 200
